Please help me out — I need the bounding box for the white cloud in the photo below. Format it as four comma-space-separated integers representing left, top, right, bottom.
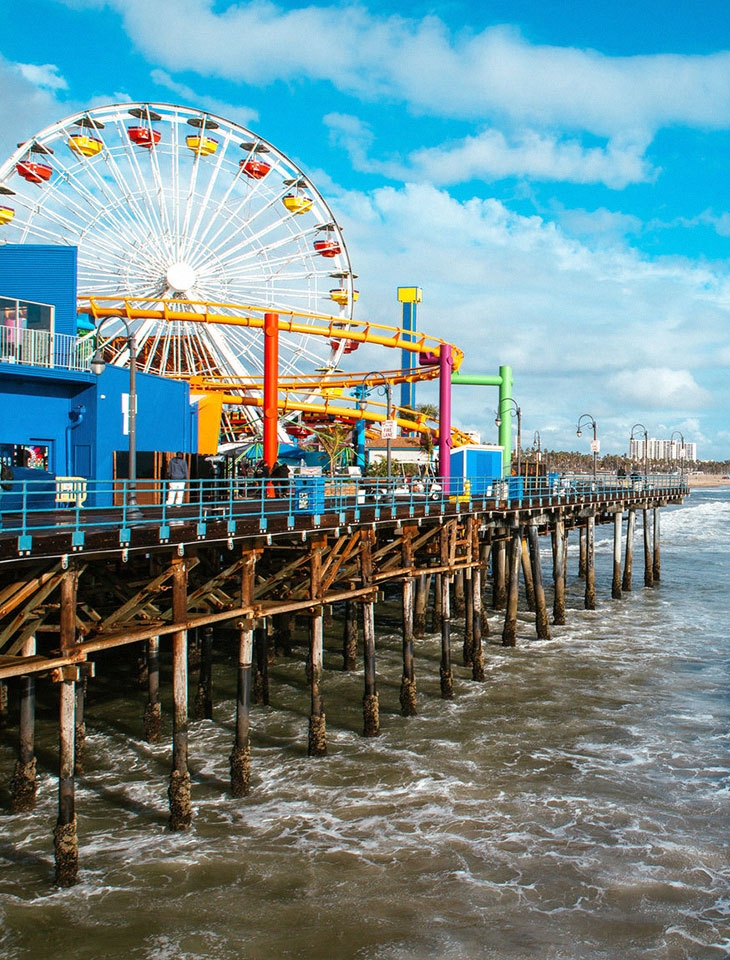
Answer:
101, 1, 730, 138
608, 369, 711, 410
408, 129, 654, 189
16, 63, 68, 92
323, 181, 730, 449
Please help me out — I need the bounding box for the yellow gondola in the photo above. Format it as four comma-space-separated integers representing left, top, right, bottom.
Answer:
330, 288, 359, 305
186, 135, 219, 156
0, 205, 15, 224
68, 134, 103, 158
282, 193, 313, 214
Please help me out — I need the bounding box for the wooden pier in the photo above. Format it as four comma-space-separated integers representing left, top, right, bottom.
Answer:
0, 475, 687, 884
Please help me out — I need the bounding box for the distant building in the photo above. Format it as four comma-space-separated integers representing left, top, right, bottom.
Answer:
629, 437, 696, 462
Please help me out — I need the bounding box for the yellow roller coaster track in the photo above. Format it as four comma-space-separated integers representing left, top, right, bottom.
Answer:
78, 296, 473, 446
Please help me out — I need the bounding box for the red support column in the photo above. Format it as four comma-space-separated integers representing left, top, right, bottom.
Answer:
263, 312, 279, 475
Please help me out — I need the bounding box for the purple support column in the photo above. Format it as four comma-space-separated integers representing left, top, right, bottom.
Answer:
438, 344, 454, 487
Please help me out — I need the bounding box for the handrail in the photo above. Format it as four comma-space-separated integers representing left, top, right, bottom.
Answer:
0, 473, 690, 547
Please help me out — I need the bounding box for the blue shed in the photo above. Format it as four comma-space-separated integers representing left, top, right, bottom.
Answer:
450, 444, 503, 496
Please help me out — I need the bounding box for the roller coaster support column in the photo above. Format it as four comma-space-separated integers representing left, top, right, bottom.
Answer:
263, 312, 279, 472
398, 286, 422, 412
450, 365, 514, 476
438, 344, 454, 485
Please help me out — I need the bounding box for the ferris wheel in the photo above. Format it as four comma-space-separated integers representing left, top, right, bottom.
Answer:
0, 102, 357, 390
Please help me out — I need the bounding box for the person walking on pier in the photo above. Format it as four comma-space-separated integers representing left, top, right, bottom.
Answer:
167, 452, 189, 506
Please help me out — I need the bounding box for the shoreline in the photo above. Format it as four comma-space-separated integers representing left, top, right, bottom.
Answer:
687, 473, 730, 488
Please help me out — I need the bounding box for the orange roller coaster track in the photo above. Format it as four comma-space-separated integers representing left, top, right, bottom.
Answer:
78, 296, 472, 445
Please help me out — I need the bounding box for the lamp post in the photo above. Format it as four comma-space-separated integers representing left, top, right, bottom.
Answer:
359, 371, 393, 479
576, 414, 598, 480
533, 430, 542, 465
90, 317, 142, 520
630, 422, 649, 479
670, 429, 685, 479
495, 397, 522, 476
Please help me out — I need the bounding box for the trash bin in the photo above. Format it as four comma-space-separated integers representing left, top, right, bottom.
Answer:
294, 475, 325, 515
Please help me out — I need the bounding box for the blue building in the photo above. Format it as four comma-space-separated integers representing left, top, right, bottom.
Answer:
0, 244, 198, 495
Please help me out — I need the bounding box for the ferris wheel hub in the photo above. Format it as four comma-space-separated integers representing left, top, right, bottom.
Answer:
166, 261, 197, 294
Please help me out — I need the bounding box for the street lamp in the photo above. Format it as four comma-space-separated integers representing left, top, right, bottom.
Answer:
533, 430, 542, 465
495, 397, 522, 476
359, 371, 393, 479
576, 414, 598, 480
670, 429, 685, 479
630, 422, 649, 479
90, 317, 142, 520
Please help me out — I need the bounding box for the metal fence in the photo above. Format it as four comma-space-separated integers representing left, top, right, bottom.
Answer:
0, 473, 690, 551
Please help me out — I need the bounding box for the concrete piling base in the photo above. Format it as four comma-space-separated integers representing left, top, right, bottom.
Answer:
399, 676, 417, 716
230, 742, 251, 798
143, 701, 162, 744
308, 713, 327, 757
53, 818, 78, 887
168, 769, 192, 831
10, 758, 37, 813
363, 693, 379, 737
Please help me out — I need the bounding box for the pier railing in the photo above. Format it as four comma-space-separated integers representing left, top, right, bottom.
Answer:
0, 472, 690, 551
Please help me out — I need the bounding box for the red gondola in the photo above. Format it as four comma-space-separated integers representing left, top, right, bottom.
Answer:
240, 159, 271, 179
16, 161, 52, 183
128, 126, 161, 149
314, 238, 341, 258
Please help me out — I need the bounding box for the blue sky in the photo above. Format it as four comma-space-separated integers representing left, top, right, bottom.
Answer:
3, 0, 730, 458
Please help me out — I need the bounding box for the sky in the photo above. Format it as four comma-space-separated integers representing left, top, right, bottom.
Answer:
3, 0, 730, 459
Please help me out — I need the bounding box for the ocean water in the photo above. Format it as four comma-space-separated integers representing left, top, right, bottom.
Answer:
0, 489, 728, 959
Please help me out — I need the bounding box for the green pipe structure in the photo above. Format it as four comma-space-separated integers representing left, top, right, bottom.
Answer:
451, 365, 513, 476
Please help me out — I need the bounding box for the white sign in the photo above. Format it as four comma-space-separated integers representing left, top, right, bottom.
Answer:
590, 439, 601, 453
381, 420, 398, 439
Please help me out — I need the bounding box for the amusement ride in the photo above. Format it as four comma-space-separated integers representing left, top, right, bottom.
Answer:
0, 102, 474, 461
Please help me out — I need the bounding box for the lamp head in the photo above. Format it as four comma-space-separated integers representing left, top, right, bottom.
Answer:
495, 415, 502, 428
90, 348, 106, 376
576, 429, 582, 438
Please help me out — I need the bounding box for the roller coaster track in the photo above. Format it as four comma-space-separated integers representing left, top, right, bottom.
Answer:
78, 296, 473, 445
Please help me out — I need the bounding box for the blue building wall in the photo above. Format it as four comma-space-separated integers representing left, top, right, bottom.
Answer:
0, 364, 196, 479
0, 245, 78, 336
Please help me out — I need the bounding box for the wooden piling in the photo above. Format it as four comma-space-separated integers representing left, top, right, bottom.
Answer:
578, 526, 587, 578
528, 523, 551, 639
440, 573, 454, 698
432, 573, 443, 631
643, 508, 654, 587
253, 624, 269, 705
194, 624, 214, 721
230, 549, 256, 797
342, 598, 358, 670
414, 574, 430, 638
143, 636, 162, 743
230, 622, 253, 797
168, 556, 191, 831
521, 536, 536, 612
10, 635, 37, 812
453, 568, 466, 618
623, 508, 636, 592
308, 606, 327, 756
492, 535, 507, 609
584, 515, 596, 611
74, 672, 86, 777
502, 530, 521, 647
471, 562, 485, 681
362, 599, 379, 736
612, 511, 623, 600
653, 508, 661, 582
360, 532, 379, 737
552, 520, 566, 625
54, 668, 78, 886
400, 577, 417, 716
463, 569, 474, 667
